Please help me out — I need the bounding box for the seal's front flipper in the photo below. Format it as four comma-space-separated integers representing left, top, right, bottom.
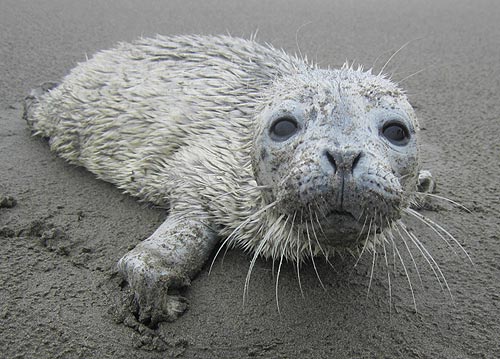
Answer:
411, 169, 437, 210
417, 170, 435, 194
117, 214, 218, 327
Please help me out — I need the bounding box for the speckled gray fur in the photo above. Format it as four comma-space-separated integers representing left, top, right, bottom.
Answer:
24, 34, 431, 324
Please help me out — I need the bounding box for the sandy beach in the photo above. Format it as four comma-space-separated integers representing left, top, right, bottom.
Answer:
1, 0, 499, 357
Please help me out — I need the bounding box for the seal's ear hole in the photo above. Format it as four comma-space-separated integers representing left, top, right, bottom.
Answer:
270, 117, 298, 141
382, 121, 410, 146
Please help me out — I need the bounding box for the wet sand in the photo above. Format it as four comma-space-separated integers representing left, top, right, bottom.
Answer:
1, 0, 499, 357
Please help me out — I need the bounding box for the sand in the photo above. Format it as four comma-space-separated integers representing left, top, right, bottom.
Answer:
1, 0, 499, 358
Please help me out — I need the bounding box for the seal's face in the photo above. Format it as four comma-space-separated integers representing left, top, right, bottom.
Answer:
253, 67, 420, 249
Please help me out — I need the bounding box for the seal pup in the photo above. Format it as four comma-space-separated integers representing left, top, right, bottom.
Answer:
24, 34, 440, 325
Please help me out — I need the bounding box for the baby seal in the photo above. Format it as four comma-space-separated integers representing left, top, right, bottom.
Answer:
24, 34, 434, 325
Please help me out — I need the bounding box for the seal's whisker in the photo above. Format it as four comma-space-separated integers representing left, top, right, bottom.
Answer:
294, 21, 313, 63
288, 213, 302, 291
243, 213, 284, 303
403, 208, 458, 257
312, 210, 337, 270
355, 215, 373, 268
295, 216, 305, 298
274, 213, 292, 260
314, 198, 329, 220
405, 208, 473, 264
243, 234, 267, 305
312, 208, 325, 238
275, 234, 287, 317
371, 53, 385, 73
306, 219, 327, 292
311, 202, 326, 235
278, 172, 293, 187
376, 207, 385, 229
309, 216, 328, 261
393, 220, 424, 287
388, 226, 397, 275
357, 208, 366, 223
366, 229, 378, 297
209, 200, 278, 274
407, 229, 454, 301
356, 213, 369, 242
380, 233, 392, 317
397, 66, 432, 84
399, 173, 413, 182
271, 214, 291, 281
390, 233, 418, 312
401, 221, 453, 298
402, 226, 444, 291
307, 205, 332, 266
378, 40, 413, 76
415, 192, 472, 213
275, 213, 295, 314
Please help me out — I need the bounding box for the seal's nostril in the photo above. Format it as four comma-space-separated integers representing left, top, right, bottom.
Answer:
325, 151, 337, 172
352, 152, 362, 171
324, 149, 362, 174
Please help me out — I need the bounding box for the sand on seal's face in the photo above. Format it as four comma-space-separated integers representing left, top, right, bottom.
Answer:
252, 67, 420, 251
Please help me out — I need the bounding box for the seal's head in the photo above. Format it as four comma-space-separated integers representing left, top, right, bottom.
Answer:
252, 66, 420, 254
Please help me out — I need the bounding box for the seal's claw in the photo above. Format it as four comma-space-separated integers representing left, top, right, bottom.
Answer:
134, 287, 188, 326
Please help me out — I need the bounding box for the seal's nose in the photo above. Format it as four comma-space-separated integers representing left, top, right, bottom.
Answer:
324, 149, 362, 175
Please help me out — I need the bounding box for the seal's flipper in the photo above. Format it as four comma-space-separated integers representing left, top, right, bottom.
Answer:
411, 169, 439, 210
417, 170, 435, 194
117, 214, 218, 326
23, 81, 59, 128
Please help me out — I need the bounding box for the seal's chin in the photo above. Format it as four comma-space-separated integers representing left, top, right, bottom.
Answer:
315, 207, 388, 249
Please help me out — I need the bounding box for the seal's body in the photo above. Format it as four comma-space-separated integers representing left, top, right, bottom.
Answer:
25, 35, 427, 324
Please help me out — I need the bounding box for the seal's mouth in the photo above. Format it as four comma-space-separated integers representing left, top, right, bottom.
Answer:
325, 209, 358, 222
324, 209, 357, 221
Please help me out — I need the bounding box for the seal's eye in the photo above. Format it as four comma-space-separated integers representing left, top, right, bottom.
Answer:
270, 117, 298, 141
382, 122, 410, 146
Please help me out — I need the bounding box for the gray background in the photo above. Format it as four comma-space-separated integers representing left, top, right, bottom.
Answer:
1, 0, 499, 358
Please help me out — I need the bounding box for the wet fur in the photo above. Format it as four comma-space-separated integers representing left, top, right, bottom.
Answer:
24, 34, 469, 320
